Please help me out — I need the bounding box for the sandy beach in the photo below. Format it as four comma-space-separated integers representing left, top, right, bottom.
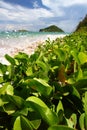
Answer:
0, 34, 66, 64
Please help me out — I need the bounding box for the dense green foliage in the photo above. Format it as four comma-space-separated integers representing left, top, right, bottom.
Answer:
0, 32, 87, 129
75, 14, 87, 32
39, 25, 64, 32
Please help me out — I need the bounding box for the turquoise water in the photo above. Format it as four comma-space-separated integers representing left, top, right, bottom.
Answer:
0, 31, 68, 47
0, 31, 67, 38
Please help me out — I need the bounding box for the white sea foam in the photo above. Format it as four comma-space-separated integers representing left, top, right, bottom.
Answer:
0, 32, 66, 64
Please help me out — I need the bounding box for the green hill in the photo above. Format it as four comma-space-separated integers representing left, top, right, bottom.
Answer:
75, 14, 87, 32
39, 25, 64, 32
18, 29, 29, 32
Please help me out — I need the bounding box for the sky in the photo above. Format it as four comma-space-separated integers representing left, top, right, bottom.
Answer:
0, 0, 87, 32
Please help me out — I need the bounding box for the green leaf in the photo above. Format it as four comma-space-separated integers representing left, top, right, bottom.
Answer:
26, 78, 52, 96
14, 52, 28, 62
19, 108, 28, 116
76, 68, 83, 81
70, 113, 77, 128
75, 79, 87, 92
63, 85, 80, 99
78, 52, 87, 64
71, 49, 80, 65
0, 63, 7, 74
13, 116, 22, 130
54, 48, 66, 61
30, 119, 41, 129
21, 116, 33, 130
0, 76, 4, 83
0, 83, 14, 95
66, 113, 77, 128
83, 92, 87, 115
66, 118, 75, 128
5, 54, 15, 65
13, 116, 33, 130
57, 100, 64, 114
0, 95, 8, 106
26, 96, 58, 126
48, 125, 75, 130
67, 78, 75, 84
36, 61, 49, 72
0, 83, 8, 95
72, 86, 80, 99
3, 103, 16, 115
56, 100, 64, 123
79, 113, 85, 130
6, 84, 14, 95
26, 67, 33, 76
8, 95, 25, 109
7, 65, 14, 79
85, 114, 87, 130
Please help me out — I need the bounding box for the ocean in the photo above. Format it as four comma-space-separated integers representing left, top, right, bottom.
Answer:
0, 31, 67, 64
0, 31, 67, 46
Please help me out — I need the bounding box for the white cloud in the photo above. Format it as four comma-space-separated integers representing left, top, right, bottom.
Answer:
41, 0, 87, 32
42, 0, 87, 8
0, 1, 54, 30
42, 0, 65, 16
41, 0, 87, 17
0, 0, 87, 32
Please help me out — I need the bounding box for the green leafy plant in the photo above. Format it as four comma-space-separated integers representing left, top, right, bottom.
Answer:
0, 32, 87, 129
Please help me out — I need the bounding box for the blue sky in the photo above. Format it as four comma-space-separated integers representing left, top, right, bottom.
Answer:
0, 0, 87, 32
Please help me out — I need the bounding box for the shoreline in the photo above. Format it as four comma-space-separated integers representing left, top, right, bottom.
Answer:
0, 34, 66, 64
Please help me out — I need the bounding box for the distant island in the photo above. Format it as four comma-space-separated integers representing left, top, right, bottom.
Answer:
18, 29, 29, 32
39, 25, 64, 32
75, 14, 87, 32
